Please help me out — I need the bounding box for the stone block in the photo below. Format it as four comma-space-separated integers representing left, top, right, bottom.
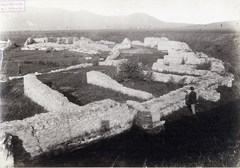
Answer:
87, 71, 153, 100
144, 37, 169, 48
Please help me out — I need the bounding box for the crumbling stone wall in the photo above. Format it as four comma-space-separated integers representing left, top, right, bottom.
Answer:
87, 71, 154, 100
144, 37, 168, 48
19, 74, 138, 160
152, 59, 208, 76
127, 70, 234, 124
24, 74, 70, 112
0, 97, 137, 164
150, 71, 198, 84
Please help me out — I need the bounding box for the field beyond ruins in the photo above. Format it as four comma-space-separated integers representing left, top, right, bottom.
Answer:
1, 29, 240, 167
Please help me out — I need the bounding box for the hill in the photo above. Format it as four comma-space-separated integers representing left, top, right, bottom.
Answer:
182, 20, 240, 31
3, 7, 188, 31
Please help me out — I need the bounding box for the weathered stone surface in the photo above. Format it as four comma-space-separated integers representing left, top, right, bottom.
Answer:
106, 49, 120, 60
64, 37, 74, 44
24, 74, 70, 112
122, 38, 131, 44
150, 71, 198, 84
74, 41, 111, 52
158, 41, 191, 52
0, 74, 7, 82
198, 89, 220, 102
165, 50, 207, 65
137, 69, 234, 121
112, 43, 131, 50
132, 40, 144, 46
0, 132, 14, 167
24, 37, 35, 46
2, 39, 18, 50
98, 40, 115, 45
73, 37, 80, 43
144, 37, 169, 48
87, 71, 153, 100
99, 59, 127, 66
210, 58, 225, 74
0, 99, 137, 160
152, 60, 208, 76
48, 63, 93, 73
34, 38, 45, 43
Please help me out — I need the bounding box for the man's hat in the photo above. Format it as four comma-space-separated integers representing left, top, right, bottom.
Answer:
190, 86, 194, 90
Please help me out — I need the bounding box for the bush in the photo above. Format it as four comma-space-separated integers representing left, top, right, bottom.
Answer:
91, 59, 99, 66
223, 61, 235, 74
37, 59, 60, 67
196, 60, 212, 70
115, 59, 153, 82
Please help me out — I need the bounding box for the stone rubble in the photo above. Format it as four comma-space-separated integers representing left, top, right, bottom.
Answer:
24, 37, 35, 46
152, 60, 208, 76
132, 40, 144, 46
158, 40, 191, 52
150, 71, 199, 84
22, 36, 111, 55
0, 39, 17, 51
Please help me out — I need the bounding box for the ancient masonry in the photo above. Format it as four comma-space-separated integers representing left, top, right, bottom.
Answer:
0, 37, 235, 166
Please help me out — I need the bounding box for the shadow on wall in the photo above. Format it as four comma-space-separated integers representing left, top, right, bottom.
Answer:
100, 120, 110, 134
12, 135, 31, 167
43, 81, 83, 106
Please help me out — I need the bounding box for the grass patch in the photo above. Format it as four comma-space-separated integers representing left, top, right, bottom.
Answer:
2, 50, 108, 76
37, 65, 182, 105
0, 79, 48, 122
196, 60, 212, 70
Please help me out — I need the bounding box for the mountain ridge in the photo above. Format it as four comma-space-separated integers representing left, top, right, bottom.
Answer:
2, 7, 239, 31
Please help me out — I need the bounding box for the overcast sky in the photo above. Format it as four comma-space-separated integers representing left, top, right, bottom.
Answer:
24, 0, 240, 24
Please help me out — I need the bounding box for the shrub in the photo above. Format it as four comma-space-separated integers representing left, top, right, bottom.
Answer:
91, 59, 99, 66
46, 46, 54, 53
223, 61, 235, 74
178, 77, 187, 85
196, 60, 212, 70
115, 59, 152, 82
145, 69, 154, 83
37, 59, 60, 67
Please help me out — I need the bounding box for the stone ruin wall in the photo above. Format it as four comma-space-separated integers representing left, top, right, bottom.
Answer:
87, 70, 154, 100
0, 74, 137, 165
24, 74, 70, 112
1, 36, 236, 166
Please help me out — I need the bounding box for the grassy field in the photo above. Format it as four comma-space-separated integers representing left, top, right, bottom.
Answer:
2, 49, 109, 76
2, 29, 240, 76
0, 79, 48, 122
1, 29, 240, 166
37, 65, 183, 106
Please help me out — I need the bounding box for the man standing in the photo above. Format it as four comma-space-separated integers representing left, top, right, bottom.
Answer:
188, 87, 197, 114
184, 90, 192, 113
